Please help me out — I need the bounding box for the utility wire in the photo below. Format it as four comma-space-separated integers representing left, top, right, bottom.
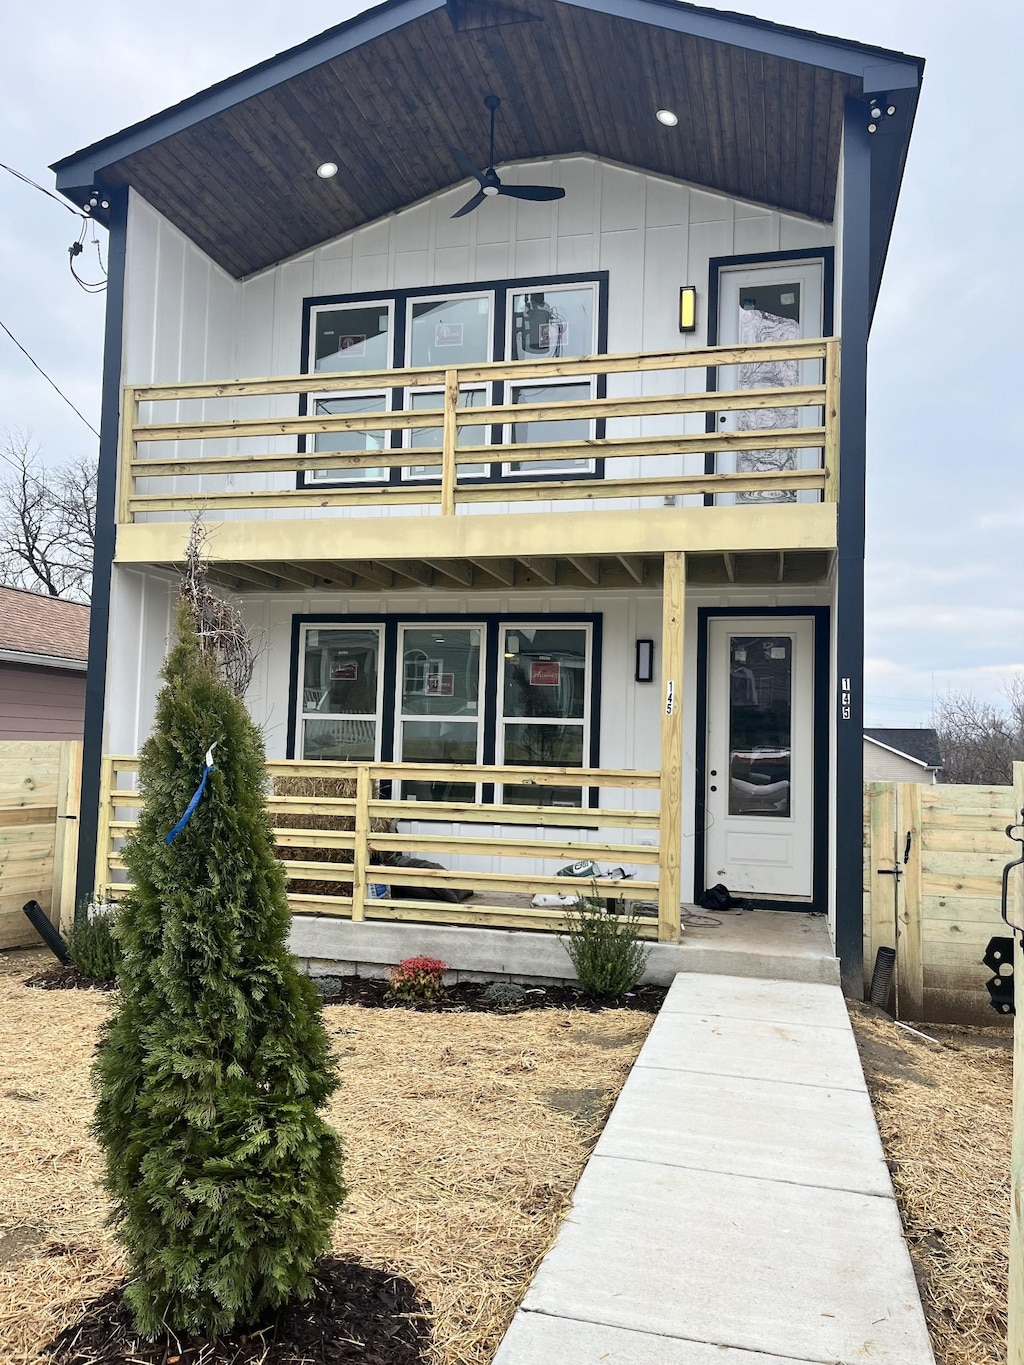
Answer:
0, 318, 100, 438
0, 160, 84, 216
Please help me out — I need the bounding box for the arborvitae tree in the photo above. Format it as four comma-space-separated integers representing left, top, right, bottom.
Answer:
94, 599, 344, 1337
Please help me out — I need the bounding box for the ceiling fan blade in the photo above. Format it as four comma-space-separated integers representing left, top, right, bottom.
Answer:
451, 189, 487, 218
449, 144, 486, 186
496, 184, 566, 203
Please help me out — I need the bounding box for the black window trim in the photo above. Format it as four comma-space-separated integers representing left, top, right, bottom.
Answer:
298, 272, 610, 491
288, 611, 604, 812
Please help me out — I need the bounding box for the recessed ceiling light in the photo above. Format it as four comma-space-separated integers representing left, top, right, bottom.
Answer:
656, 108, 679, 127
316, 161, 339, 179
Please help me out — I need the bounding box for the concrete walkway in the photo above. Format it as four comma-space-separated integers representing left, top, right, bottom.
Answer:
494, 972, 935, 1365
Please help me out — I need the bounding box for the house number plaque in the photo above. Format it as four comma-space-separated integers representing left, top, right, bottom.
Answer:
665, 679, 676, 716
841, 676, 852, 721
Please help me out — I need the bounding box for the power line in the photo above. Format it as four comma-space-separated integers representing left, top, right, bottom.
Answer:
0, 160, 84, 216
0, 318, 100, 438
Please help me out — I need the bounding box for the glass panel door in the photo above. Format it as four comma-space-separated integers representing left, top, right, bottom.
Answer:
499, 625, 590, 806
397, 625, 484, 802
299, 626, 384, 760
715, 261, 824, 504
404, 292, 493, 481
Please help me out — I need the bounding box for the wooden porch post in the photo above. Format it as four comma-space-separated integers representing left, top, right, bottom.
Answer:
1010, 760, 1023, 1365
658, 551, 685, 942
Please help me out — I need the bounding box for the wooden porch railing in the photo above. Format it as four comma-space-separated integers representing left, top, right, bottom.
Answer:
120, 338, 840, 520
97, 757, 674, 940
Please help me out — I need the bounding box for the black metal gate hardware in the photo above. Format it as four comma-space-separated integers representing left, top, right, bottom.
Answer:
990, 807, 1024, 1015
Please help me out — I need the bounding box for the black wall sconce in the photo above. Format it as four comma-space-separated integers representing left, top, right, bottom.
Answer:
635, 638, 655, 683
678, 285, 697, 333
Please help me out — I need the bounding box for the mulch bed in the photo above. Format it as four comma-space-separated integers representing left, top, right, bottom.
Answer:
25, 965, 667, 1013
24, 966, 117, 992
314, 977, 667, 1013
44, 1258, 429, 1364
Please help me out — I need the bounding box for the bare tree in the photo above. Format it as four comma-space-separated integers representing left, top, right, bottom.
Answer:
0, 430, 97, 601
934, 677, 1024, 784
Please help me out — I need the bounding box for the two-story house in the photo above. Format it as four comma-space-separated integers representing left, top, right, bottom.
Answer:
53, 0, 922, 993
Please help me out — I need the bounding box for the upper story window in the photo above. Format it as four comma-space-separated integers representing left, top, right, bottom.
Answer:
301, 273, 608, 489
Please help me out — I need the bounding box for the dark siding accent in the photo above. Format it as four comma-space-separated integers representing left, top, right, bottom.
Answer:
75, 189, 128, 913
834, 101, 872, 995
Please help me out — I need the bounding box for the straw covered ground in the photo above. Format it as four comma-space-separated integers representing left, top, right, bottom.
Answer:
848, 1001, 1012, 1365
0, 948, 653, 1365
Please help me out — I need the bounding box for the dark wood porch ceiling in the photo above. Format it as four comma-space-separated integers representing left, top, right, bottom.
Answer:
53, 0, 878, 278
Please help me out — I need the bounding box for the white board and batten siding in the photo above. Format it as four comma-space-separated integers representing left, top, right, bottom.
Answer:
123, 155, 835, 518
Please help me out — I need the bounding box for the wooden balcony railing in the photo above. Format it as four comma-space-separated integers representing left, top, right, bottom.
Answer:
119, 338, 839, 521
97, 757, 677, 940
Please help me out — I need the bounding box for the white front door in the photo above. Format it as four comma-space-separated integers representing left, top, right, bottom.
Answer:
704, 616, 815, 899
714, 259, 825, 505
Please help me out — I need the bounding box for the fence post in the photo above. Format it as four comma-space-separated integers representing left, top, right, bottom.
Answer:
658, 551, 685, 942
93, 756, 114, 904
441, 369, 458, 517
1010, 761, 1024, 1365
351, 765, 371, 923
52, 741, 83, 935
894, 782, 924, 1020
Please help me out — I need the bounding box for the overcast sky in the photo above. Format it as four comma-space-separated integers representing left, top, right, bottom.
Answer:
1, 0, 1020, 727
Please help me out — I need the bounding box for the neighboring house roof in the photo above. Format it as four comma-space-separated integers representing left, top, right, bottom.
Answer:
0, 586, 90, 670
864, 727, 942, 770
51, 0, 923, 290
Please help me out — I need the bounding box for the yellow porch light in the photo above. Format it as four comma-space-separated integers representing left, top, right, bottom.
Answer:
679, 285, 697, 333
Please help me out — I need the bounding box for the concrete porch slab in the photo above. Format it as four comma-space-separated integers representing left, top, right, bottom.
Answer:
518, 1154, 932, 1365
635, 1008, 868, 1091
290, 909, 839, 987
597, 1065, 892, 1194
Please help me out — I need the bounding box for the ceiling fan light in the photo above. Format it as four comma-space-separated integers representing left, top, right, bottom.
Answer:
316, 161, 339, 179
656, 108, 679, 127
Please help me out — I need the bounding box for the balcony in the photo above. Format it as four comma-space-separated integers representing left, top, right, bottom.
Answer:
115, 338, 840, 583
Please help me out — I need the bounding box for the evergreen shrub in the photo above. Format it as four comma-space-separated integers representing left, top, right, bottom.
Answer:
93, 600, 345, 1337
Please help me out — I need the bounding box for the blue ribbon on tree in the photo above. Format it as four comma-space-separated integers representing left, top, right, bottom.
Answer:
165, 743, 217, 845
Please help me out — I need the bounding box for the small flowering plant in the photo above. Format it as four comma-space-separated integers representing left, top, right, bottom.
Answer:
387, 955, 450, 1004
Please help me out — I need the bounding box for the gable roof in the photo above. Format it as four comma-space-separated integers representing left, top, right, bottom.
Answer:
51, 0, 922, 282
0, 586, 90, 669
864, 728, 942, 770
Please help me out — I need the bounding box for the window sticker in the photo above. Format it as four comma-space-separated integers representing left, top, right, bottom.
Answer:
529, 660, 561, 687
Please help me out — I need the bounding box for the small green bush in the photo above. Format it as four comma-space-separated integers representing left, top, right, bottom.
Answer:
67, 907, 121, 981
561, 887, 650, 999
387, 955, 449, 1003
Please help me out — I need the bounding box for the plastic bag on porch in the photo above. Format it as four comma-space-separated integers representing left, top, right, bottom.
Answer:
697, 883, 733, 910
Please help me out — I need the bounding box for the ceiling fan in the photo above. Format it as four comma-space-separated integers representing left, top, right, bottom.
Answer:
449, 95, 565, 218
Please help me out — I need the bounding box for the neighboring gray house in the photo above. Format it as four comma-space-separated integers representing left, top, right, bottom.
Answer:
863, 728, 942, 784
0, 586, 90, 741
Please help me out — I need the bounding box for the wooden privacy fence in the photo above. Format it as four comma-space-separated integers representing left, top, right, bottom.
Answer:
122, 337, 839, 518
97, 757, 670, 938
864, 778, 1019, 1024
0, 741, 81, 948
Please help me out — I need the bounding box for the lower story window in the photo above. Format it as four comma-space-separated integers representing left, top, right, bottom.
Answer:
295, 618, 597, 806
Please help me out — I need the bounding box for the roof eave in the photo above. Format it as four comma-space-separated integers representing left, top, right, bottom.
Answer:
51, 0, 923, 214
